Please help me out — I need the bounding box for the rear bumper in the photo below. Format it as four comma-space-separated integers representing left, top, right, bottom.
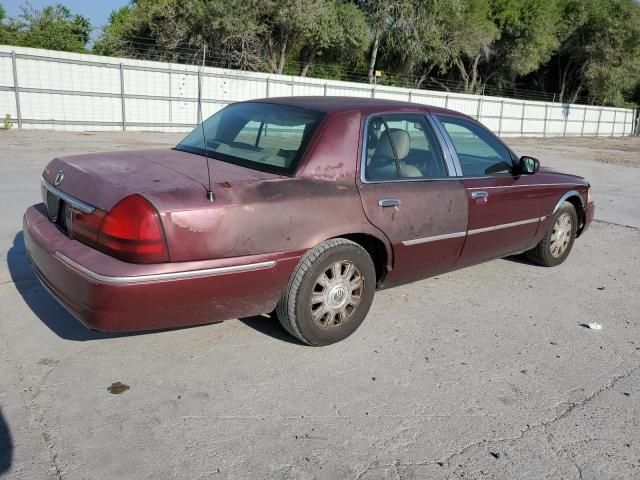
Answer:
24, 204, 301, 332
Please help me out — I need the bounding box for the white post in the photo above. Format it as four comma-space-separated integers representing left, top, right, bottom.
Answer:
197, 68, 202, 125
168, 63, 172, 125
580, 107, 587, 136
543, 104, 548, 137
119, 64, 126, 131
11, 51, 22, 129
498, 100, 504, 135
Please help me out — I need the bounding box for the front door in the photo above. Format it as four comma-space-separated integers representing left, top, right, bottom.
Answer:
434, 115, 543, 267
357, 114, 468, 286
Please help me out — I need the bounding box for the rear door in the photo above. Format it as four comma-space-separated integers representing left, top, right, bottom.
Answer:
357, 113, 468, 286
434, 115, 544, 267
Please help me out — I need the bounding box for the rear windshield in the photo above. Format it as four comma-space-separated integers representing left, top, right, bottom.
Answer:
176, 102, 325, 175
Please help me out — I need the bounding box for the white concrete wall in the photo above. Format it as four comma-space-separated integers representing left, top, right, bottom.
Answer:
0, 45, 636, 136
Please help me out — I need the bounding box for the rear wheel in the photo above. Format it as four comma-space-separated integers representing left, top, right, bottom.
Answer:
525, 201, 577, 267
276, 239, 376, 346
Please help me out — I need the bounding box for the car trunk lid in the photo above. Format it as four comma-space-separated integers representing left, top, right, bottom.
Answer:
42, 148, 282, 211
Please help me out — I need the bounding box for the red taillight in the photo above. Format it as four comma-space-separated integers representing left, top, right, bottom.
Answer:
96, 195, 169, 263
72, 209, 106, 246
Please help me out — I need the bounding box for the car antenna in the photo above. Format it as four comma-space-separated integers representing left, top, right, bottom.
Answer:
198, 43, 214, 202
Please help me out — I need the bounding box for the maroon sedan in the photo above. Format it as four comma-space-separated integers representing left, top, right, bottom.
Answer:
24, 97, 594, 345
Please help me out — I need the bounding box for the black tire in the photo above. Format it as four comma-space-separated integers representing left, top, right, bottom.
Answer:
276, 238, 376, 346
525, 201, 578, 267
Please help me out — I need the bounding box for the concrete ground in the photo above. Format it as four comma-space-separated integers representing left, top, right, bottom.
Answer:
0, 130, 639, 480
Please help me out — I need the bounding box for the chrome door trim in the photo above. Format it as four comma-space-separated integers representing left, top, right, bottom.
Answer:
54, 252, 276, 284
425, 113, 459, 176
41, 177, 95, 214
467, 217, 542, 235
402, 231, 466, 246
467, 183, 581, 190
429, 114, 463, 176
553, 190, 584, 213
401, 216, 547, 245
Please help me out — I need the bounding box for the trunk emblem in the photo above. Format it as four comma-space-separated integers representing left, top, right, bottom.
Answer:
54, 169, 64, 186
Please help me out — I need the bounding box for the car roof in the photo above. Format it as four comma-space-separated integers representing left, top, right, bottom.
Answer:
251, 96, 472, 119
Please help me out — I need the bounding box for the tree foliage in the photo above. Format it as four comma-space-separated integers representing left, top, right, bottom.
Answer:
2, 0, 640, 106
4, 3, 91, 52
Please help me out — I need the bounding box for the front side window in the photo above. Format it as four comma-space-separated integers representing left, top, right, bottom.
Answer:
176, 102, 324, 175
437, 115, 513, 176
364, 115, 448, 181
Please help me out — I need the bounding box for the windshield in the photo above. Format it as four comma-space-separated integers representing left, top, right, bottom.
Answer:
176, 102, 325, 175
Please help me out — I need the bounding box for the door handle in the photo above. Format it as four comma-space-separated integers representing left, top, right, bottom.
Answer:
378, 198, 401, 208
471, 191, 489, 200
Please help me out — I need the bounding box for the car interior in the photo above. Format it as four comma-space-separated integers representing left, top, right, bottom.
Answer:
365, 117, 448, 180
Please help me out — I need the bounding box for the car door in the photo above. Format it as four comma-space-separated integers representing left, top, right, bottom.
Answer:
357, 113, 468, 286
433, 114, 544, 267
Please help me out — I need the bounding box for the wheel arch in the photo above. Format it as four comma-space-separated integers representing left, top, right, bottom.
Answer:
330, 233, 389, 285
554, 190, 586, 236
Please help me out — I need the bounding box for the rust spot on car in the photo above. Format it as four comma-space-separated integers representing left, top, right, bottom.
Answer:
107, 382, 130, 394
219, 181, 232, 188
336, 185, 349, 191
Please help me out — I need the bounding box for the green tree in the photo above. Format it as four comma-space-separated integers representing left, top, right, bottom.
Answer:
298, 1, 369, 77
10, 3, 91, 52
93, 6, 133, 56
547, 0, 640, 104
388, 0, 459, 88
0, 4, 12, 44
90, 0, 640, 106
359, 0, 418, 83
488, 0, 561, 80
261, 0, 323, 74
446, 0, 499, 93
94, 0, 265, 68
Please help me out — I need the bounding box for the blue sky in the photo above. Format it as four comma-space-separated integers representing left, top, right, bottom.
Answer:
3, 0, 129, 31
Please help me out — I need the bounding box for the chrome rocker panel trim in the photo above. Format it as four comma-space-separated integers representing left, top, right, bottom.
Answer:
53, 252, 277, 285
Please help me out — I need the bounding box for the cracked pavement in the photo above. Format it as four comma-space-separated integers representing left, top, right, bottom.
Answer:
0, 131, 639, 479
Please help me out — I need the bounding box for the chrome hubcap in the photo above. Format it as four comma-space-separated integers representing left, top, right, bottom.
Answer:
310, 260, 364, 329
550, 212, 572, 258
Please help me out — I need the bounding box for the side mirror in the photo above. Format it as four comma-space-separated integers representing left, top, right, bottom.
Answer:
518, 156, 540, 174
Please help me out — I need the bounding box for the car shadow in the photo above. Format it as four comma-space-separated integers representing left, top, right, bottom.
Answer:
7, 232, 203, 341
238, 314, 303, 345
0, 409, 12, 476
503, 254, 535, 266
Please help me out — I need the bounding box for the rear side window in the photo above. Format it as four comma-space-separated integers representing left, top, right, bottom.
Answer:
364, 115, 448, 181
436, 115, 513, 176
177, 102, 324, 175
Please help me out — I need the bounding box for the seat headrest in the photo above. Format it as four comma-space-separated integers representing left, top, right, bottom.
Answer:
375, 129, 410, 160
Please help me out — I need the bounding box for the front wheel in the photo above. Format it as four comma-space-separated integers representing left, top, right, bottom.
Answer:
525, 201, 578, 267
276, 239, 376, 346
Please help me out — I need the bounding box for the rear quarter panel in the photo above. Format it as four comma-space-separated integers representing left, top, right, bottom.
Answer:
145, 109, 389, 263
